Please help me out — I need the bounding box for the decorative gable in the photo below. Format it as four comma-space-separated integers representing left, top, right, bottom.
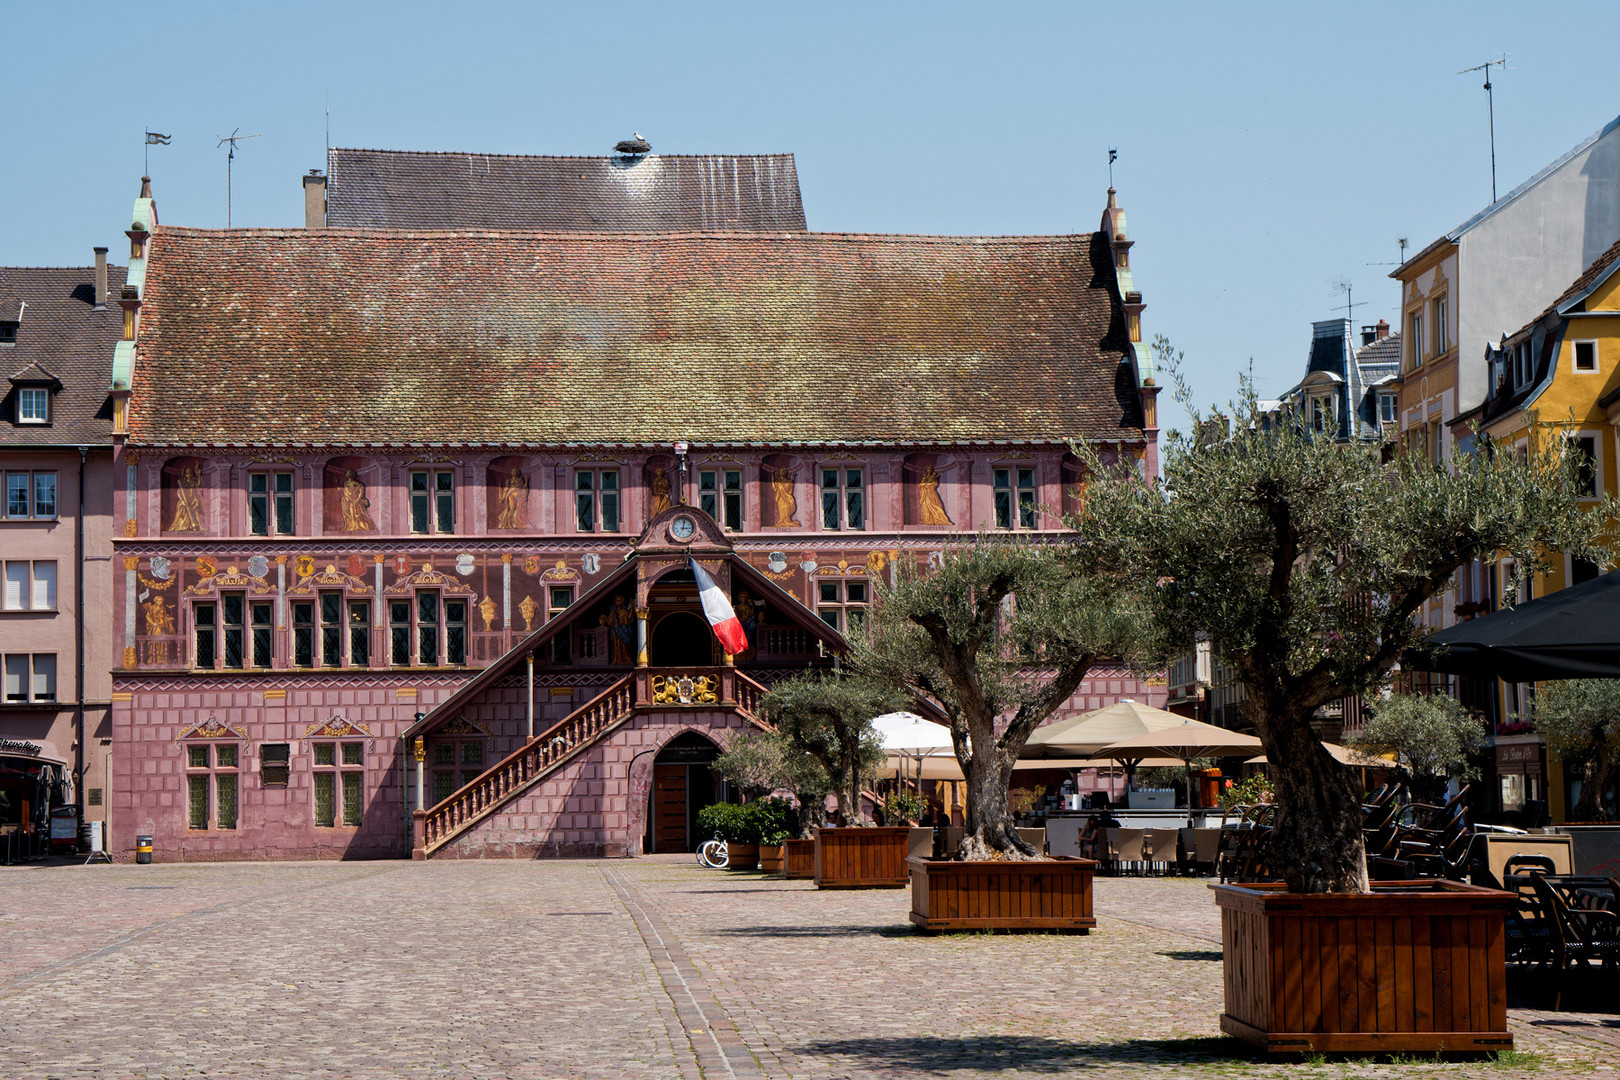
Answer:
175, 716, 248, 742
302, 715, 373, 740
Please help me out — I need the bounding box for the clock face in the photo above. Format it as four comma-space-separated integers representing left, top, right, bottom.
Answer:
670, 515, 696, 541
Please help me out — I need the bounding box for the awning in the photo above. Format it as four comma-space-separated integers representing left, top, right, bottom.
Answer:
1412, 569, 1620, 681
0, 737, 68, 765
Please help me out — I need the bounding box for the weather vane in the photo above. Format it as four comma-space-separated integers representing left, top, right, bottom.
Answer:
1108, 148, 1118, 188
144, 129, 171, 175
216, 127, 262, 227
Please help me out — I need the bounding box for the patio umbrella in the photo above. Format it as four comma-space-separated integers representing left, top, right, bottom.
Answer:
1413, 569, 1620, 681
878, 716, 957, 791
1096, 719, 1263, 822
1024, 699, 1193, 790
1243, 741, 1391, 768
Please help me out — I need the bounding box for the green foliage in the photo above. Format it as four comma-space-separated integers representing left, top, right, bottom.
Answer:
883, 790, 924, 825
1533, 679, 1620, 758
1067, 338, 1616, 890
1007, 786, 1045, 817
1218, 772, 1273, 810
747, 797, 799, 845
1348, 693, 1485, 784
760, 670, 895, 827
1533, 679, 1620, 821
854, 536, 1157, 856
712, 730, 788, 799
697, 801, 750, 842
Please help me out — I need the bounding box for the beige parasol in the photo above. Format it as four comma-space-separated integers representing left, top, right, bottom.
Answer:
1096, 719, 1264, 821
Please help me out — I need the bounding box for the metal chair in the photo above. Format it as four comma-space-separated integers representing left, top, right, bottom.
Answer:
1532, 874, 1620, 1011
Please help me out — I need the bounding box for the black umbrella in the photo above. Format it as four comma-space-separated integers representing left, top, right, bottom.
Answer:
1413, 569, 1620, 681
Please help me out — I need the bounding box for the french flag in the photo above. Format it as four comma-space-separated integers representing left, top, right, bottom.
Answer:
690, 557, 749, 656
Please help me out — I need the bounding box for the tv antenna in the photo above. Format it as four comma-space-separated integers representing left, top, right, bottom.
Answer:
1329, 277, 1367, 325
216, 127, 262, 227
1366, 236, 1410, 269
1458, 55, 1511, 203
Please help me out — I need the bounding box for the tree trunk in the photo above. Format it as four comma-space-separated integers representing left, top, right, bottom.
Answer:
1254, 705, 1369, 893
795, 789, 827, 838
1572, 748, 1615, 823
959, 745, 1038, 860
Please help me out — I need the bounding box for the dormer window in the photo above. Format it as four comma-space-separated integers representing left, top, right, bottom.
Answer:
18, 387, 47, 424
0, 321, 17, 345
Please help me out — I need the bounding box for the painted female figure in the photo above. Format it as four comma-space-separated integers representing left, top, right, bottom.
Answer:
341, 469, 377, 531
918, 464, 953, 526
497, 467, 528, 529
648, 466, 672, 518
601, 594, 635, 664
769, 466, 800, 526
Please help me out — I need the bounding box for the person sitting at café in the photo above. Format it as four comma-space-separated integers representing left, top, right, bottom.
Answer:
1078, 808, 1121, 859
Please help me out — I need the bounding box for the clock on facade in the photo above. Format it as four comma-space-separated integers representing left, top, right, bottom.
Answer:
670, 515, 696, 541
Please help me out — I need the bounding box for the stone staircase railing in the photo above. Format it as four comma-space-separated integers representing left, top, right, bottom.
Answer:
419, 674, 636, 856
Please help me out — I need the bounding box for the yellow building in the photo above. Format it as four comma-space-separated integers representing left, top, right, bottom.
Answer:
1453, 236, 1620, 820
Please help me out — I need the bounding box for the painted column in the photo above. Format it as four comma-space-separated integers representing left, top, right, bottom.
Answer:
636, 606, 649, 667
121, 556, 138, 669
502, 554, 512, 627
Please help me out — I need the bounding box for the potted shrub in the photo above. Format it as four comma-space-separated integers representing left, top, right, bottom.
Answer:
712, 727, 839, 879
760, 672, 915, 888
857, 540, 1151, 929
752, 798, 797, 874
1071, 346, 1611, 1051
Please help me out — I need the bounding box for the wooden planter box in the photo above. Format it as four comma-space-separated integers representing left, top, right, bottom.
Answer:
783, 838, 815, 879
1213, 880, 1514, 1055
727, 841, 759, 871
908, 855, 1097, 934
758, 845, 784, 874
814, 827, 932, 889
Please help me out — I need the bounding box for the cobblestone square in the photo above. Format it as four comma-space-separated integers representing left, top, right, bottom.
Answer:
2, 857, 1615, 1079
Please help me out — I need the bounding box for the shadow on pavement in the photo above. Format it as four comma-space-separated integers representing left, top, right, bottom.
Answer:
802, 1034, 1250, 1072
1157, 949, 1223, 961
712, 923, 916, 938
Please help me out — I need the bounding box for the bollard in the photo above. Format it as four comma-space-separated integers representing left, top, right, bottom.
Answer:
135, 834, 153, 864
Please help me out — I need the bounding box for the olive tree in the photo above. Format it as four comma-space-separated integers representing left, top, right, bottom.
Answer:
758, 672, 892, 827
1072, 345, 1611, 892
1534, 679, 1620, 822
855, 539, 1157, 860
712, 728, 837, 836
1346, 692, 1485, 801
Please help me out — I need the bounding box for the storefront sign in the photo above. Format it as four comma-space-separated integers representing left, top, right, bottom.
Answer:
0, 738, 44, 757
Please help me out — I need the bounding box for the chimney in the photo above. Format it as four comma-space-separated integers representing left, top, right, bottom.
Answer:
1376, 318, 1390, 340
1361, 326, 1376, 346
93, 247, 108, 309
303, 170, 327, 228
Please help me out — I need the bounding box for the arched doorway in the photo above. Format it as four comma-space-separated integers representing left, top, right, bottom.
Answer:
649, 611, 713, 667
647, 731, 727, 853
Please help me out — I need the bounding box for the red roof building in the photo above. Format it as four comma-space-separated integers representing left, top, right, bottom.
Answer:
107, 159, 1163, 861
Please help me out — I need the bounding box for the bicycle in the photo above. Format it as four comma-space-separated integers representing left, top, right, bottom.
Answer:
696, 834, 729, 869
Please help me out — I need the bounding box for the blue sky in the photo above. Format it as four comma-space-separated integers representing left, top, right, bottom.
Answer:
6, 1, 1617, 437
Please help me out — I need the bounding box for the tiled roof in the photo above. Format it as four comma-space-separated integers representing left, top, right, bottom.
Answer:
1354, 332, 1402, 372
128, 226, 1145, 447
326, 148, 808, 232
1545, 234, 1620, 318
0, 266, 124, 446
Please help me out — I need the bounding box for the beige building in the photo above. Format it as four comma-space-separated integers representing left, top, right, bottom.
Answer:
0, 256, 122, 859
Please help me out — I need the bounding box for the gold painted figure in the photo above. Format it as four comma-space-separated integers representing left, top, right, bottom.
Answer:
601, 594, 635, 664
143, 595, 175, 637
167, 464, 205, 533
341, 469, 377, 531
648, 466, 672, 518
769, 466, 799, 526
479, 595, 497, 631
519, 594, 538, 631
918, 465, 953, 526
497, 467, 528, 529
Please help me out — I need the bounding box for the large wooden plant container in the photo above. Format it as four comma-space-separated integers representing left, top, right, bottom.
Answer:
727, 841, 759, 871
783, 838, 816, 879
814, 827, 931, 889
758, 844, 784, 874
908, 856, 1096, 933
1213, 880, 1514, 1055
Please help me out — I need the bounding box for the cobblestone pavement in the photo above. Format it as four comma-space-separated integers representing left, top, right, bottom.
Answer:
1, 857, 1616, 1079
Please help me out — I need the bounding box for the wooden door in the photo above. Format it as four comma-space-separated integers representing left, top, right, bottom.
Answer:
652, 764, 689, 852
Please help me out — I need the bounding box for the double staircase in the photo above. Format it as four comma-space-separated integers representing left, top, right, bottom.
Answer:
417, 668, 768, 857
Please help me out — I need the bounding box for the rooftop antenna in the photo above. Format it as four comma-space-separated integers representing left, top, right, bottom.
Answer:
1366, 236, 1409, 269
1457, 55, 1511, 203
216, 127, 262, 227
1108, 147, 1117, 188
